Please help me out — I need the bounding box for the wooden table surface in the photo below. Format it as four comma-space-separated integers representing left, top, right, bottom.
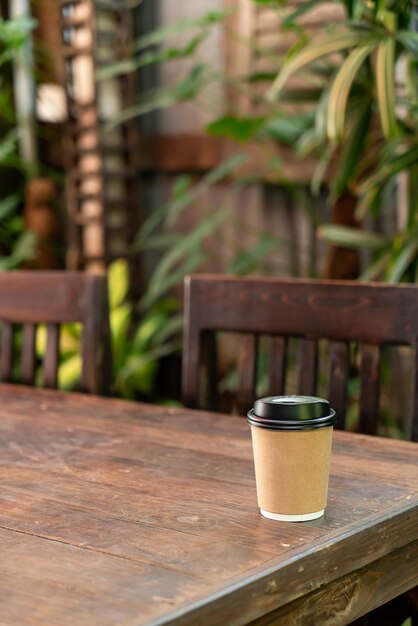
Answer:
0, 385, 417, 626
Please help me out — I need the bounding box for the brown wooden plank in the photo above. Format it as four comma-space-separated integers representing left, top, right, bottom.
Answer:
250, 540, 418, 626
0, 272, 87, 323
182, 276, 418, 443
0, 527, 208, 626
21, 324, 36, 386
0, 322, 13, 382
359, 343, 380, 436
298, 338, 318, 396
201, 330, 219, 412
328, 340, 349, 430
188, 276, 418, 345
43, 324, 60, 388
140, 135, 224, 172
237, 334, 258, 414
0, 272, 111, 395
80, 274, 112, 395
267, 336, 287, 396
182, 275, 202, 409
0, 385, 416, 626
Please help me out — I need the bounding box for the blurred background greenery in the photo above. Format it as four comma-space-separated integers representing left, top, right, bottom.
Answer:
0, 1, 417, 421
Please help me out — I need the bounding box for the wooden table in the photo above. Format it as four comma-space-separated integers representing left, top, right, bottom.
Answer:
0, 385, 417, 626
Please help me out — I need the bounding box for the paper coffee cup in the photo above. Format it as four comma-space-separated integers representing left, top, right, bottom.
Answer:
247, 396, 336, 522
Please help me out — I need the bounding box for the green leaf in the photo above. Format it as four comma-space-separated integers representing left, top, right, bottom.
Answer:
133, 154, 245, 249
0, 129, 19, 162
132, 10, 229, 51
311, 144, 333, 196
376, 35, 399, 140
36, 324, 47, 358
96, 32, 208, 81
1, 231, 37, 269
397, 30, 418, 56
105, 64, 209, 131
206, 116, 265, 142
282, 0, 328, 28
269, 31, 381, 98
264, 111, 316, 145
386, 240, 418, 283
58, 354, 82, 390
332, 100, 372, 197
60, 324, 81, 355
140, 209, 228, 310
0, 193, 20, 220
317, 224, 388, 250
228, 233, 278, 275
110, 303, 132, 342
359, 250, 391, 281
150, 314, 183, 347
327, 45, 374, 143
108, 259, 129, 309
359, 143, 418, 196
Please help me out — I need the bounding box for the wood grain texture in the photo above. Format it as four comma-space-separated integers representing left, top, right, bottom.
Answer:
359, 344, 381, 436
250, 539, 418, 626
0, 271, 111, 395
298, 339, 318, 396
267, 337, 287, 396
182, 275, 418, 440
43, 323, 60, 388
0, 385, 417, 626
328, 341, 349, 431
21, 323, 36, 386
0, 322, 13, 382
237, 334, 258, 414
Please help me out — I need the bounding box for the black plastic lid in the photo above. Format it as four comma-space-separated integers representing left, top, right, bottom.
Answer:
247, 395, 337, 431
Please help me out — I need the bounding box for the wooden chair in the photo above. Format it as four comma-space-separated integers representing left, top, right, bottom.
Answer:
182, 274, 418, 442
0, 271, 111, 395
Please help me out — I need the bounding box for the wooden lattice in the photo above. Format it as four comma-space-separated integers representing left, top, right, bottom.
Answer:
60, 0, 141, 285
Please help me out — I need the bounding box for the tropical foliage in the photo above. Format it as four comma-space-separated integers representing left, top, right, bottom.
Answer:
103, 0, 418, 283
0, 14, 37, 268
268, 0, 418, 282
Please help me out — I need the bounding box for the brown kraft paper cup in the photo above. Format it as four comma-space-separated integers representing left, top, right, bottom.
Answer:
247, 396, 336, 522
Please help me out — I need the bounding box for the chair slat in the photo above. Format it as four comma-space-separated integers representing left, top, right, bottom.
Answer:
0, 323, 14, 382
298, 339, 318, 396
21, 324, 37, 386
267, 336, 287, 396
237, 334, 258, 415
328, 341, 349, 430
359, 343, 380, 435
202, 330, 219, 412
44, 324, 60, 389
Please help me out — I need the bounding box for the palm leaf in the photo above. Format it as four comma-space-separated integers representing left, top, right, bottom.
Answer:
327, 45, 374, 142
332, 100, 372, 197
96, 32, 208, 81
132, 10, 228, 51
359, 143, 418, 195
269, 32, 380, 98
386, 240, 418, 283
317, 224, 387, 250
359, 250, 391, 281
376, 35, 399, 140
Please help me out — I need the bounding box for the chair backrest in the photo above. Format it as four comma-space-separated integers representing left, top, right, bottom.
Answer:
182, 275, 418, 441
0, 271, 111, 395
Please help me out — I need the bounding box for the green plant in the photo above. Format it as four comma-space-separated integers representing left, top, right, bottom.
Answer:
43, 154, 248, 398
267, 0, 418, 282
0, 14, 37, 269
